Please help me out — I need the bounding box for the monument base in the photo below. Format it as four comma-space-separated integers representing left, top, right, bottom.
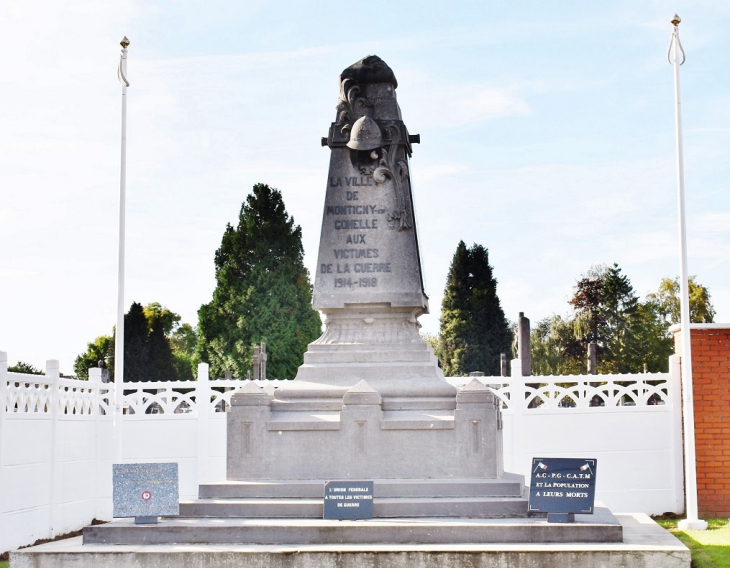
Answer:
228, 374, 508, 484
13, 514, 689, 568
178, 476, 528, 519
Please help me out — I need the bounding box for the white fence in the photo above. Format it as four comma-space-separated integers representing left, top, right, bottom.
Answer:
0, 350, 684, 553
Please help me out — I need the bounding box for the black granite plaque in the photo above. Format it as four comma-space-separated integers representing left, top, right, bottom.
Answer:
323, 481, 374, 520
528, 458, 597, 518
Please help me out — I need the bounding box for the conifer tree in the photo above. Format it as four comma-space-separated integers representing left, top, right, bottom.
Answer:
197, 183, 321, 379
439, 241, 512, 376
75, 302, 190, 381
124, 302, 151, 382
148, 317, 177, 382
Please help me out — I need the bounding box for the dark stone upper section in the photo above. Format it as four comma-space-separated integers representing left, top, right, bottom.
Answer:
340, 55, 398, 89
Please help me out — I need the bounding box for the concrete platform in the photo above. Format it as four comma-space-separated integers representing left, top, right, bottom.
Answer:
11, 514, 690, 568
188, 476, 528, 518
179, 496, 530, 519
198, 476, 526, 498
83, 507, 622, 545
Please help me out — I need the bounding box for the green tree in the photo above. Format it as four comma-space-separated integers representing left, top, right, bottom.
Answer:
144, 302, 182, 336
124, 302, 152, 382
74, 302, 195, 381
148, 317, 177, 382
566, 264, 673, 374
530, 316, 584, 376
74, 335, 114, 380
631, 300, 674, 372
439, 241, 512, 376
569, 265, 608, 361
8, 361, 44, 375
647, 276, 716, 324
197, 183, 322, 379
598, 264, 640, 374
171, 323, 197, 380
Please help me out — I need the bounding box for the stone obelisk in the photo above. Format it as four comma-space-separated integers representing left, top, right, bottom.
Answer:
275, 55, 456, 409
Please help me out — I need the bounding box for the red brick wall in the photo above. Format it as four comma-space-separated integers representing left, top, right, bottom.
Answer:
675, 327, 730, 517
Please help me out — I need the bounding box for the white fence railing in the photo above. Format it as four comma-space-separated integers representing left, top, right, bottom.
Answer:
448, 372, 670, 410
0, 350, 684, 554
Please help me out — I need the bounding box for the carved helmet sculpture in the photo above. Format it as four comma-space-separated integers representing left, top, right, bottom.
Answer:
346, 116, 385, 151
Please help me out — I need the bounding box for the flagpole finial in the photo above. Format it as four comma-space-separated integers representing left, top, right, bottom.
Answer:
120, 36, 130, 48
671, 14, 681, 27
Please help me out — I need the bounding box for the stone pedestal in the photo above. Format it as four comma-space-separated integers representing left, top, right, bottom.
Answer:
228, 378, 505, 483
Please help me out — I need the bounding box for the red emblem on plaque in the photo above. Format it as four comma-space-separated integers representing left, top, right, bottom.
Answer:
141, 491, 152, 501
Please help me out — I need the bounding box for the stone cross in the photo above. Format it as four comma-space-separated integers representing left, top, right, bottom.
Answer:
252, 343, 268, 381
517, 312, 531, 376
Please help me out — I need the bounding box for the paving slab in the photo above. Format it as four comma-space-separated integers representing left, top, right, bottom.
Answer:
10, 514, 689, 568
83, 506, 622, 545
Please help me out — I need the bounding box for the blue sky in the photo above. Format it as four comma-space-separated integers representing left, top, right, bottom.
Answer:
1, 0, 729, 374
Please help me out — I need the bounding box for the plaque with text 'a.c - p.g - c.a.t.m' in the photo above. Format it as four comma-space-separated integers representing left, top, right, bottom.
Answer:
528, 458, 597, 520
112, 462, 179, 520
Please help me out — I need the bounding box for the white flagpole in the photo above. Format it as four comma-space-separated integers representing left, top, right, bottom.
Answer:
669, 15, 707, 531
114, 36, 130, 465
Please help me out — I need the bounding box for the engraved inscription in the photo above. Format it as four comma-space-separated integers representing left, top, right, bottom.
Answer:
330, 176, 374, 187
334, 248, 379, 259
334, 219, 378, 230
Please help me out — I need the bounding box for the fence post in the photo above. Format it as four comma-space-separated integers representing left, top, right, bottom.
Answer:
89, 368, 103, 521
505, 359, 527, 474
669, 354, 686, 514
0, 351, 8, 531
196, 363, 211, 486
46, 359, 60, 538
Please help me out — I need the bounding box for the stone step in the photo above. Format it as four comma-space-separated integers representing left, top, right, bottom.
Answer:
306, 343, 429, 353
304, 350, 434, 364
199, 476, 525, 499
83, 509, 624, 546
179, 496, 529, 518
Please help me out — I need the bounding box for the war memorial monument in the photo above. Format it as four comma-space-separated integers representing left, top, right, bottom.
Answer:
14, 56, 689, 568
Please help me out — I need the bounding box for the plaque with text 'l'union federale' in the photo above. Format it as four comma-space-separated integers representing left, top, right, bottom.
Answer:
323, 481, 374, 520
528, 458, 597, 514
113, 462, 179, 518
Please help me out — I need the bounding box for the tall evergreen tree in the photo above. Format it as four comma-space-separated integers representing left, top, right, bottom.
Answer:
439, 241, 512, 376
124, 302, 151, 382
148, 317, 177, 382
74, 302, 191, 381
197, 183, 321, 379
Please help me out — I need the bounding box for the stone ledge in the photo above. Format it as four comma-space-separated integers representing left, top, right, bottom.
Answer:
12, 515, 689, 568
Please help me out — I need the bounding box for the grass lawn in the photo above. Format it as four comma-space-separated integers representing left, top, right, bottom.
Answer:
655, 517, 730, 568
0, 561, 7, 568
